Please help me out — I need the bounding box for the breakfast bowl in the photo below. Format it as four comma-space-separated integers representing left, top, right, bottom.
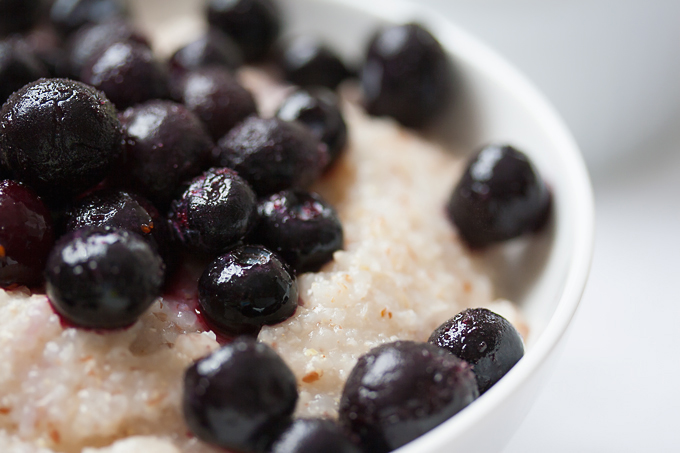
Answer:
0, 0, 593, 452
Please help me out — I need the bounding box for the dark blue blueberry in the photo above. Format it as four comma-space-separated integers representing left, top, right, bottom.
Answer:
0, 78, 122, 200
429, 308, 524, 394
362, 23, 452, 128
252, 190, 343, 273
198, 245, 298, 335
170, 67, 257, 141
446, 144, 551, 248
169, 28, 242, 74
50, 0, 129, 36
277, 88, 348, 168
270, 419, 361, 453
0, 180, 54, 287
168, 167, 257, 255
114, 100, 214, 208
0, 38, 49, 105
215, 116, 329, 196
206, 0, 280, 62
80, 40, 169, 109
183, 337, 298, 452
0, 0, 41, 36
45, 227, 164, 330
339, 341, 479, 453
280, 36, 352, 90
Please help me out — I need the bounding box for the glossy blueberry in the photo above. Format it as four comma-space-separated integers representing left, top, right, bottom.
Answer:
169, 28, 242, 74
0, 78, 122, 199
252, 190, 343, 273
446, 144, 551, 248
0, 180, 54, 287
207, 0, 280, 62
114, 100, 214, 207
0, 0, 41, 36
270, 419, 361, 453
198, 245, 298, 335
429, 308, 524, 394
168, 167, 257, 255
183, 337, 298, 452
280, 36, 352, 90
50, 0, 129, 36
170, 67, 256, 141
339, 341, 479, 453
0, 38, 49, 105
277, 88, 348, 167
45, 227, 164, 330
362, 23, 452, 128
215, 116, 329, 195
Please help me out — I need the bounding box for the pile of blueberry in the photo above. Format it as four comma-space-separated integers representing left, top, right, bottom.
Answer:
0, 0, 551, 451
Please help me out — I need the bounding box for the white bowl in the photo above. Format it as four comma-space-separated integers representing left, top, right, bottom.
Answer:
136, 0, 595, 451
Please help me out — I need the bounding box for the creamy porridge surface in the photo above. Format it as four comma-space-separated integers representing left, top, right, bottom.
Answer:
0, 70, 521, 452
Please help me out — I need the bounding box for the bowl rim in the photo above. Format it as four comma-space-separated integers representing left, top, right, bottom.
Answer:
309, 0, 595, 449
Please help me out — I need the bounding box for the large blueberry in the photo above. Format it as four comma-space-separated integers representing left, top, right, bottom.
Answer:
280, 36, 352, 90
169, 28, 242, 74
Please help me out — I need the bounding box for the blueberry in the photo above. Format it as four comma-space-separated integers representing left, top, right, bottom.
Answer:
168, 167, 257, 255
169, 28, 242, 74
50, 0, 129, 36
170, 67, 257, 141
45, 227, 164, 330
429, 308, 524, 394
0, 38, 50, 105
80, 40, 169, 109
114, 100, 214, 208
270, 419, 361, 453
446, 144, 551, 248
198, 245, 298, 335
0, 180, 54, 287
0, 0, 41, 36
252, 190, 343, 273
277, 88, 348, 168
22, 28, 70, 78
215, 116, 329, 196
362, 23, 452, 128
206, 0, 281, 62
339, 341, 479, 452
183, 336, 298, 452
280, 36, 352, 90
0, 78, 122, 200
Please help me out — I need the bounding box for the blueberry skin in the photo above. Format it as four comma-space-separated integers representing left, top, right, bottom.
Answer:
215, 116, 329, 196
50, 0, 129, 36
0, 38, 50, 105
446, 144, 552, 248
206, 0, 281, 62
339, 341, 479, 453
429, 308, 524, 394
168, 167, 257, 255
198, 245, 298, 335
183, 337, 298, 452
0, 78, 122, 200
270, 419, 361, 453
169, 28, 242, 74
0, 0, 41, 36
45, 227, 164, 330
277, 88, 348, 168
0, 180, 54, 287
362, 23, 452, 129
252, 190, 343, 273
280, 36, 352, 90
114, 100, 214, 208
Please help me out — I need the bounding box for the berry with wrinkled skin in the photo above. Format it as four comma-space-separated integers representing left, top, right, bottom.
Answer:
429, 308, 524, 393
114, 100, 214, 207
0, 38, 49, 105
170, 67, 256, 141
280, 36, 352, 90
198, 245, 298, 335
215, 116, 329, 195
0, 0, 41, 36
50, 0, 129, 36
0, 180, 54, 287
207, 0, 280, 62
339, 341, 479, 453
45, 227, 164, 330
277, 88, 348, 167
169, 28, 242, 74
362, 23, 452, 128
0, 78, 122, 199
183, 337, 298, 452
270, 419, 361, 453
446, 144, 551, 248
168, 167, 257, 255
252, 190, 343, 273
